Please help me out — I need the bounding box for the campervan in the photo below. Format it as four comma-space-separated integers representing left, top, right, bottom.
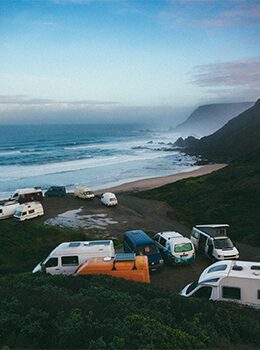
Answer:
0, 201, 20, 220
33, 240, 115, 275
13, 202, 44, 221
45, 186, 66, 197
101, 192, 118, 206
10, 188, 43, 203
77, 253, 150, 284
190, 224, 239, 261
124, 230, 163, 270
74, 186, 95, 200
180, 260, 260, 308
154, 231, 195, 265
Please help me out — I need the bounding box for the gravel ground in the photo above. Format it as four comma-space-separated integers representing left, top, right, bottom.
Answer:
40, 193, 260, 292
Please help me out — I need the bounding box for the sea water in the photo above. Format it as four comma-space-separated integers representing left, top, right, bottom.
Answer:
0, 124, 198, 198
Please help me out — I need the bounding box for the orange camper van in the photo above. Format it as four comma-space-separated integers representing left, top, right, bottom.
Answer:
77, 253, 150, 284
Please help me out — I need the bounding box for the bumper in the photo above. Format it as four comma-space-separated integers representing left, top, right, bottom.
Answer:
149, 259, 164, 271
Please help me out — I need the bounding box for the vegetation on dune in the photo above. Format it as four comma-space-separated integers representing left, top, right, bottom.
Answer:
138, 154, 260, 245
0, 219, 120, 275
0, 273, 260, 349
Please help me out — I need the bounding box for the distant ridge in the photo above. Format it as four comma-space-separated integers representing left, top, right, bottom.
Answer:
176, 98, 260, 162
174, 102, 253, 137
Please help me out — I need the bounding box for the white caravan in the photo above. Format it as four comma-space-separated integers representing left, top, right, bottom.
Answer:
0, 201, 20, 220
180, 260, 260, 308
33, 240, 115, 275
9, 187, 43, 203
101, 192, 118, 206
190, 224, 239, 261
74, 186, 95, 200
14, 202, 44, 221
154, 231, 195, 265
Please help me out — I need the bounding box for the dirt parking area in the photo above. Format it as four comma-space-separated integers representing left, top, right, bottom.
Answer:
40, 193, 260, 292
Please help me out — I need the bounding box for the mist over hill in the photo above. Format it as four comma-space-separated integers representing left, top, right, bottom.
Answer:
174, 102, 253, 137
174, 99, 260, 162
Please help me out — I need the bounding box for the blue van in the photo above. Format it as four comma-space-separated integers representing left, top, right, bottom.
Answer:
123, 230, 163, 270
45, 186, 66, 197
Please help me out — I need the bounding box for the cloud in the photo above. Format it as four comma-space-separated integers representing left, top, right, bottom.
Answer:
190, 58, 260, 100
159, 0, 260, 28
0, 95, 190, 126
51, 0, 93, 4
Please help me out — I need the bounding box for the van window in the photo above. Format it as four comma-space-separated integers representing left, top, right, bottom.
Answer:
208, 264, 227, 273
214, 238, 233, 249
45, 257, 58, 268
61, 256, 79, 266
28, 209, 35, 214
191, 231, 199, 239
136, 244, 158, 255
22, 212, 27, 216
159, 237, 167, 247
257, 290, 260, 300
222, 286, 241, 300
174, 243, 193, 253
186, 280, 198, 294
193, 286, 212, 299
0, 209, 2, 214
153, 235, 160, 242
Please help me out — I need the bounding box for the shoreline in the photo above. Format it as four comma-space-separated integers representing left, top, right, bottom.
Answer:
96, 163, 227, 194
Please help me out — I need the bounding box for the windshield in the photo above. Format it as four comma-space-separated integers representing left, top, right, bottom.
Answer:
186, 280, 198, 294
15, 211, 22, 217
83, 191, 93, 195
214, 238, 234, 250
137, 244, 159, 255
174, 243, 193, 253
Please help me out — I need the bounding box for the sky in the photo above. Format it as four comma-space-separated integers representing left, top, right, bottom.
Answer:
0, 0, 259, 124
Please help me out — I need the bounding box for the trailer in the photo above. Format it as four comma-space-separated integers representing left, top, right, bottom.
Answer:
180, 260, 260, 307
77, 253, 150, 284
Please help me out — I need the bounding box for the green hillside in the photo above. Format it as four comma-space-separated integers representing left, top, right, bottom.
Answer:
188, 100, 260, 162
138, 153, 260, 245
0, 273, 260, 349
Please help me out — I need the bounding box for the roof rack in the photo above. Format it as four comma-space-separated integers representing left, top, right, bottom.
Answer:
112, 253, 137, 271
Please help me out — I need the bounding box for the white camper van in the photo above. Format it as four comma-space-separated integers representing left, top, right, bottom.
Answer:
0, 201, 20, 220
10, 187, 43, 203
14, 202, 44, 221
180, 260, 260, 308
74, 186, 95, 200
190, 224, 239, 261
101, 192, 118, 207
154, 231, 195, 265
32, 240, 115, 275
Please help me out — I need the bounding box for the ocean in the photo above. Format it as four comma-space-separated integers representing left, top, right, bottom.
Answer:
0, 124, 198, 198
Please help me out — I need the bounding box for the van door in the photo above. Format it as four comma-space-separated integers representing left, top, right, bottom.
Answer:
205, 238, 213, 258
44, 257, 60, 275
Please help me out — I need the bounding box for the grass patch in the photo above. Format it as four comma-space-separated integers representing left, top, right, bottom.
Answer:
137, 155, 260, 245
0, 273, 259, 349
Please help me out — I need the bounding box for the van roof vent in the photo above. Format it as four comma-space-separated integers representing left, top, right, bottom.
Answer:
232, 265, 243, 271
69, 242, 81, 248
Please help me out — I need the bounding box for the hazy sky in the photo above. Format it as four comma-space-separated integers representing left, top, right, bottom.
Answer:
0, 0, 259, 124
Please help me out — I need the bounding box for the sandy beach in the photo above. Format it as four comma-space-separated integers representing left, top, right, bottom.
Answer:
96, 163, 227, 194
